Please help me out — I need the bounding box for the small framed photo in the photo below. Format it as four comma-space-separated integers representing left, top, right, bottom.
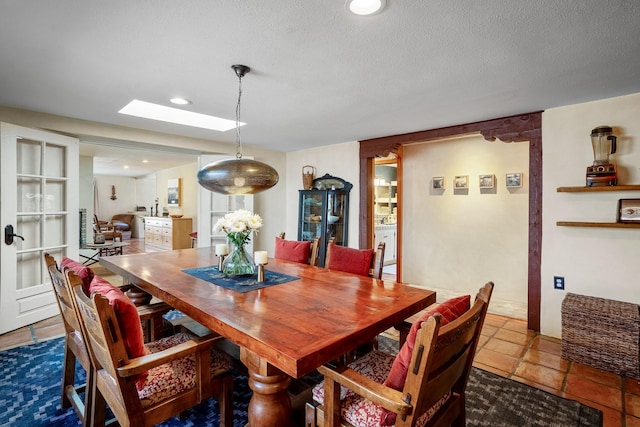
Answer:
479, 174, 495, 189
454, 175, 469, 189
506, 172, 523, 188
432, 176, 445, 189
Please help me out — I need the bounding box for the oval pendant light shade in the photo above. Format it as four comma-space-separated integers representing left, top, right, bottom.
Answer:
198, 64, 279, 195
197, 158, 279, 195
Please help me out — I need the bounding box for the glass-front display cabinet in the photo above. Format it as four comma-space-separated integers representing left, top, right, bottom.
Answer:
298, 174, 351, 267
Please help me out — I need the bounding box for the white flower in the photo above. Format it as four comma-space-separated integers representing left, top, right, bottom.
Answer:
213, 209, 263, 247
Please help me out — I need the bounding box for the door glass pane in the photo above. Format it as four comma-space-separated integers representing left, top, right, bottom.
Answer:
44, 215, 66, 247
16, 215, 42, 250
18, 177, 42, 212
17, 251, 42, 290
44, 180, 66, 212
17, 138, 42, 175
44, 143, 66, 177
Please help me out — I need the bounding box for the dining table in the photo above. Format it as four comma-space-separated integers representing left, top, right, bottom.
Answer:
99, 247, 436, 427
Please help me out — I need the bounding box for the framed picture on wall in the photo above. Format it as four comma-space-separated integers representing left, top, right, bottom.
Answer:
432, 176, 445, 189
168, 178, 181, 206
454, 175, 469, 189
479, 174, 495, 189
506, 172, 523, 188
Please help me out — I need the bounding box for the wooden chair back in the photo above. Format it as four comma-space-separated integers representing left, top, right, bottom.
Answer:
44, 253, 93, 426
309, 237, 320, 266
310, 282, 493, 427
71, 277, 233, 427
402, 282, 493, 426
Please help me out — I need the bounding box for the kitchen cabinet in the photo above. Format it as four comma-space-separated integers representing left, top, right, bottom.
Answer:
374, 225, 396, 264
556, 185, 640, 228
144, 217, 193, 250
298, 174, 351, 267
375, 179, 397, 223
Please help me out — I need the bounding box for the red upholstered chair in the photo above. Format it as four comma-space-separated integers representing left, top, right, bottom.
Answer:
71, 270, 235, 427
274, 236, 321, 265
325, 242, 386, 279
305, 282, 493, 427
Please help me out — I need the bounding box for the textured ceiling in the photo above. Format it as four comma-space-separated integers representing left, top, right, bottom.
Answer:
1, 1, 640, 176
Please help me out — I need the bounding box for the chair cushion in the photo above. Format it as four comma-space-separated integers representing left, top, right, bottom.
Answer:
274, 237, 311, 264
61, 257, 94, 295
384, 295, 471, 392
327, 245, 374, 276
312, 350, 450, 427
88, 275, 146, 359
136, 333, 232, 406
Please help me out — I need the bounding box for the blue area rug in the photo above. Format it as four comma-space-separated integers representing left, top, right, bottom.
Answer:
182, 265, 299, 293
0, 336, 602, 426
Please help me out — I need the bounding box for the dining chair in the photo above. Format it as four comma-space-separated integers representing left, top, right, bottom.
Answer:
274, 236, 321, 265
325, 242, 386, 279
70, 270, 235, 427
44, 253, 94, 426
305, 282, 494, 427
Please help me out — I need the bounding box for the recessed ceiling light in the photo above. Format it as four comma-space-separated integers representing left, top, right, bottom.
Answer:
118, 99, 240, 132
170, 97, 191, 105
345, 0, 386, 16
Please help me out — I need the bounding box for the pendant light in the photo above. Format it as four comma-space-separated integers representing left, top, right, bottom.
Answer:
197, 65, 279, 195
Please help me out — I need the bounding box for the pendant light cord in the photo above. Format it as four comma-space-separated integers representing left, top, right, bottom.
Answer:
235, 73, 243, 160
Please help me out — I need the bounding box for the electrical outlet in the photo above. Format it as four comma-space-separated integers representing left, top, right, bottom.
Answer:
554, 276, 565, 290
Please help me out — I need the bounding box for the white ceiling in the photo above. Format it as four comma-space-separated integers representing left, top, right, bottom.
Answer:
2, 1, 640, 177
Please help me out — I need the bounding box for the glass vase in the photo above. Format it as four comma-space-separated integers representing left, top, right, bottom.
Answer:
222, 243, 256, 278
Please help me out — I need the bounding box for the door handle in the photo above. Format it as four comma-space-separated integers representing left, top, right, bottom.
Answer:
5, 225, 25, 245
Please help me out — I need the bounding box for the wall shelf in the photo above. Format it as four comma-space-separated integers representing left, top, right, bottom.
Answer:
557, 185, 640, 192
556, 185, 640, 228
556, 221, 640, 228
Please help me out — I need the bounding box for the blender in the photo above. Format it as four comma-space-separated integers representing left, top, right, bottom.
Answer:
586, 126, 617, 187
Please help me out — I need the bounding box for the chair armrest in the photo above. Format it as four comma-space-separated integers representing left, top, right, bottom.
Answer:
117, 334, 222, 377
318, 364, 411, 417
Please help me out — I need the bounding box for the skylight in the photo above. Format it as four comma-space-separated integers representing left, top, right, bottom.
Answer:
118, 99, 242, 132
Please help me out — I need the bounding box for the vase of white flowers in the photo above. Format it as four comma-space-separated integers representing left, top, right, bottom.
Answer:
213, 209, 263, 277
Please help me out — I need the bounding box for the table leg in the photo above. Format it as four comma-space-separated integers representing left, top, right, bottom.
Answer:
240, 348, 292, 427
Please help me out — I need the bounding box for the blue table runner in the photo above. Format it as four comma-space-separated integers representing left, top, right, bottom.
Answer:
181, 265, 299, 293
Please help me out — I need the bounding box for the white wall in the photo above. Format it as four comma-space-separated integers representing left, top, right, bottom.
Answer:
285, 142, 360, 247
403, 135, 530, 318
93, 175, 137, 220
541, 92, 640, 338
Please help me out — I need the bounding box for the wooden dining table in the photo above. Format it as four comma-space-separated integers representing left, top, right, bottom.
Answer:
99, 247, 436, 427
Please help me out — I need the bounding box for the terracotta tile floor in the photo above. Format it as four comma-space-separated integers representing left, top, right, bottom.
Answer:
1, 238, 638, 426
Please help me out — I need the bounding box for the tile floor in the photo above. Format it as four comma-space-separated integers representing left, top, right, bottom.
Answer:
1, 239, 638, 426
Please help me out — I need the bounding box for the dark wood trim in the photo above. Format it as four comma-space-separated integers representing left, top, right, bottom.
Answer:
359, 112, 542, 331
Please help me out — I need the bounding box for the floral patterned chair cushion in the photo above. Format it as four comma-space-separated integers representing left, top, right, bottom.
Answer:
312, 350, 450, 426
136, 333, 232, 407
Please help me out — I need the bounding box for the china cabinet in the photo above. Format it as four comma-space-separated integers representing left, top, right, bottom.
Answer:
298, 174, 351, 267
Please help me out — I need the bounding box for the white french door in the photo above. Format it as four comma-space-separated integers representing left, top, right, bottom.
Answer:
0, 123, 79, 334
197, 155, 254, 253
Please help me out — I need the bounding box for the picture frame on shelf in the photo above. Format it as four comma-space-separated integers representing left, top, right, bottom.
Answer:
432, 176, 445, 189
479, 174, 495, 189
617, 199, 640, 223
454, 175, 469, 189
506, 172, 523, 188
